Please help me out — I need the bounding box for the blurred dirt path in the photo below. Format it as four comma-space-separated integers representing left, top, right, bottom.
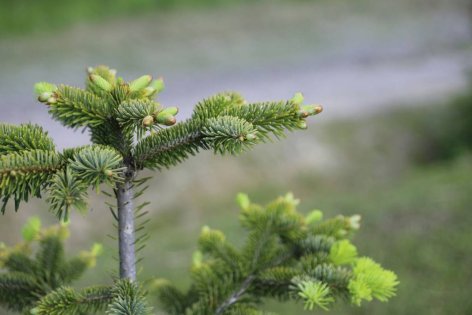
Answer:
0, 0, 471, 149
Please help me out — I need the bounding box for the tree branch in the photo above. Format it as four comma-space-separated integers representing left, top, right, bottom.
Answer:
215, 275, 255, 315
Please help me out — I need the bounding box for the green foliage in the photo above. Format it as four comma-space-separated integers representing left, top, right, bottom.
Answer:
202, 116, 258, 154
348, 257, 399, 306
45, 85, 113, 128
0, 218, 101, 313
0, 150, 62, 213
134, 93, 316, 169
293, 279, 334, 311
150, 193, 398, 314
47, 168, 89, 221
0, 124, 56, 155
21, 216, 42, 241
68, 145, 124, 190
329, 240, 358, 265
33, 286, 112, 315
32, 279, 153, 315
107, 280, 152, 315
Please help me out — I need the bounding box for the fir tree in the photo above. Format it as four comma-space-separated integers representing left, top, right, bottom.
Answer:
0, 66, 397, 314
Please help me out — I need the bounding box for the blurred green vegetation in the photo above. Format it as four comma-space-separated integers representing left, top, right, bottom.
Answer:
0, 0, 259, 37
389, 90, 472, 164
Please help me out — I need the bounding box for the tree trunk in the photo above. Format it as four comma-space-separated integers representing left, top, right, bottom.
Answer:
116, 174, 136, 281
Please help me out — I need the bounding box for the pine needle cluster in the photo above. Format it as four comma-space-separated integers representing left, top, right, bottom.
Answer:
0, 217, 102, 313
149, 193, 399, 314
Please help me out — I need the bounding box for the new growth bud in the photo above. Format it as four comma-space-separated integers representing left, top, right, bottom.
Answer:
306, 210, 323, 225
156, 113, 176, 126
89, 74, 113, 92
47, 97, 57, 105
143, 87, 156, 97
299, 105, 323, 118
142, 115, 154, 127
245, 133, 257, 141
192, 250, 203, 268
162, 106, 179, 116
38, 92, 52, 102
34, 82, 57, 95
155, 107, 179, 126
130, 75, 152, 92
297, 120, 307, 129
236, 193, 250, 210
149, 77, 165, 94
291, 92, 304, 106
104, 170, 114, 177
348, 215, 361, 230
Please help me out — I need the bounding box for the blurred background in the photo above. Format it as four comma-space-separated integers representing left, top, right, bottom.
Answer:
1, 0, 472, 313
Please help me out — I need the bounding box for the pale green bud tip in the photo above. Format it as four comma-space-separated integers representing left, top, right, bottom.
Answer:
142, 115, 154, 126
291, 92, 304, 105
156, 112, 176, 126
162, 106, 179, 116
299, 104, 323, 117
201, 226, 211, 234
91, 243, 103, 256
348, 215, 361, 230
298, 120, 307, 129
296, 280, 334, 311
306, 210, 323, 224
283, 192, 300, 206
150, 77, 165, 93
38, 92, 52, 102
192, 250, 203, 268
245, 133, 257, 141
329, 240, 358, 265
236, 193, 250, 209
21, 216, 41, 242
143, 86, 156, 97
34, 82, 57, 95
104, 169, 114, 177
47, 97, 57, 104
130, 75, 152, 92
89, 74, 113, 92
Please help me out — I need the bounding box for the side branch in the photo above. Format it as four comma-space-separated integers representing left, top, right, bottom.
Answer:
133, 120, 204, 169
215, 275, 255, 315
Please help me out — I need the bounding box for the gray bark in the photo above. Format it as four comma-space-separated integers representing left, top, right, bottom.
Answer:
116, 174, 136, 281
215, 275, 255, 315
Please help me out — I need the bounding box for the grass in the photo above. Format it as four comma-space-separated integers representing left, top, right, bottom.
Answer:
0, 0, 258, 38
